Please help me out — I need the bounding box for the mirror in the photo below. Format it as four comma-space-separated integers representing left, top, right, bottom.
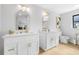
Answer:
42, 11, 49, 31
16, 10, 30, 32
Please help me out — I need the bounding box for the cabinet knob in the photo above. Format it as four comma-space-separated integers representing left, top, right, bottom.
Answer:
8, 48, 15, 51
27, 43, 32, 47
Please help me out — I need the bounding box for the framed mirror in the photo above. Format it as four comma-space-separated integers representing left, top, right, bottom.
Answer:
16, 10, 30, 32
42, 11, 49, 31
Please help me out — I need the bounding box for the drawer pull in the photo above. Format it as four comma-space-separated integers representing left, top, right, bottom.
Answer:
27, 43, 32, 47
8, 48, 15, 51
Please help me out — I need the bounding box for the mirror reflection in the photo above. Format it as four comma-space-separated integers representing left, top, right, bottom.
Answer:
16, 5, 30, 32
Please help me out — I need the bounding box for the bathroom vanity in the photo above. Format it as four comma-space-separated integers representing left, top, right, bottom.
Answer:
39, 11, 60, 51
39, 31, 59, 51
0, 5, 39, 55
1, 33, 39, 55
0, 5, 40, 55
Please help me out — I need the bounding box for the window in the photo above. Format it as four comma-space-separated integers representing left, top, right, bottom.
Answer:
73, 14, 79, 28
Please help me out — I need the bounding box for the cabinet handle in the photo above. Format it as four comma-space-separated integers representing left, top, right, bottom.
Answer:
8, 48, 15, 51
27, 43, 32, 47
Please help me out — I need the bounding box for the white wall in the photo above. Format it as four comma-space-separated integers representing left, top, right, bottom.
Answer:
49, 12, 59, 31
60, 9, 79, 43
1, 4, 16, 34
0, 5, 1, 32
1, 4, 58, 34
29, 5, 59, 32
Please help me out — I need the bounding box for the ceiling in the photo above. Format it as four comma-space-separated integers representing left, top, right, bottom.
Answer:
38, 4, 79, 14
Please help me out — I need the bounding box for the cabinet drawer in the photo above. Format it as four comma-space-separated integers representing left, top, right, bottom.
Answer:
4, 37, 17, 55
4, 47, 17, 55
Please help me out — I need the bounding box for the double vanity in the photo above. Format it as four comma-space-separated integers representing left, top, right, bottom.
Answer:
0, 31, 60, 55
2, 33, 39, 55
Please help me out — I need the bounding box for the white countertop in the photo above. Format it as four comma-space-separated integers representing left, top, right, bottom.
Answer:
2, 32, 38, 38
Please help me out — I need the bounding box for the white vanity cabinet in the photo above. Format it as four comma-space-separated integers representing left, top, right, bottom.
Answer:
39, 31, 59, 51
2, 33, 39, 55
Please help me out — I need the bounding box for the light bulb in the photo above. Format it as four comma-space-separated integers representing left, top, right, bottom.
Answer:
26, 7, 30, 12
22, 6, 27, 11
17, 5, 22, 10
42, 11, 48, 16
22, 6, 30, 12
17, 5, 22, 8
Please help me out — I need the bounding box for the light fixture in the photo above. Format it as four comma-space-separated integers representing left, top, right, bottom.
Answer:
42, 12, 46, 16
42, 11, 49, 21
22, 6, 27, 11
17, 5, 22, 10
17, 5, 22, 8
22, 6, 30, 12
26, 7, 30, 13
17, 5, 30, 12
42, 11, 48, 16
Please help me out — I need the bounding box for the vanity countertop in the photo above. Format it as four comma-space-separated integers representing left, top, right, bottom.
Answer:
2, 32, 38, 38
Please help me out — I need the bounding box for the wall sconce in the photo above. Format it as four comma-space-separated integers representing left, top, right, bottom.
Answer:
42, 11, 48, 16
26, 7, 30, 13
42, 11, 49, 21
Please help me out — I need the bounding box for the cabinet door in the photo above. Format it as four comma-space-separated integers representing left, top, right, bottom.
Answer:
4, 37, 17, 55
29, 35, 39, 55
18, 36, 29, 55
47, 33, 56, 49
18, 35, 39, 55
47, 33, 59, 49
39, 32, 47, 50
